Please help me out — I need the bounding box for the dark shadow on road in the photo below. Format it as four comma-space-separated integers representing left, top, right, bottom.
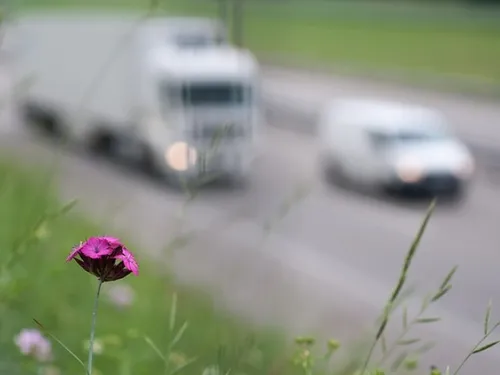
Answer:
28, 132, 249, 199
321, 172, 467, 213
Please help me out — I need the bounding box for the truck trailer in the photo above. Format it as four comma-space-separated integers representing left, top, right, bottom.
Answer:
5, 12, 262, 186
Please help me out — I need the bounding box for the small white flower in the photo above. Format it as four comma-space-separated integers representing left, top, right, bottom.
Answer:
14, 328, 52, 362
202, 365, 222, 375
93, 340, 104, 355
43, 365, 61, 375
83, 338, 104, 355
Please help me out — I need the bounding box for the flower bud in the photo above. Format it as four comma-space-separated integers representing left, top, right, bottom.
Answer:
327, 339, 340, 351
294, 336, 315, 346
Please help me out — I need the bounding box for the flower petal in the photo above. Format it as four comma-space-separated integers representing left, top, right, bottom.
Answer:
66, 241, 84, 262
116, 248, 139, 276
103, 236, 123, 248
80, 237, 114, 259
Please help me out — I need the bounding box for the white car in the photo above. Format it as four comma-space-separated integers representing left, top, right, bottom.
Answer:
317, 98, 475, 198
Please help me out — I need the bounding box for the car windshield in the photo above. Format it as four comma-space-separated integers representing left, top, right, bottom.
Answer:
173, 31, 227, 48
369, 129, 450, 149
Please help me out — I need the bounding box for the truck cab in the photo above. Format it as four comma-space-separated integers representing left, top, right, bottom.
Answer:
158, 17, 228, 48
137, 40, 261, 185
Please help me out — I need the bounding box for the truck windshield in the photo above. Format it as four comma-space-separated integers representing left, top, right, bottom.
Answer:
174, 33, 226, 48
163, 82, 250, 107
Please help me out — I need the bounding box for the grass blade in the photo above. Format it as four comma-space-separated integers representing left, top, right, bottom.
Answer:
484, 299, 493, 335
33, 319, 87, 374
431, 284, 452, 302
170, 357, 198, 375
55, 199, 78, 217
472, 340, 500, 354
169, 293, 178, 332
380, 333, 387, 355
389, 199, 436, 310
169, 321, 189, 350
416, 342, 436, 354
360, 199, 436, 374
391, 351, 408, 372
416, 317, 441, 324
402, 306, 408, 329
439, 266, 458, 291
420, 293, 432, 313
144, 336, 166, 361
398, 338, 420, 346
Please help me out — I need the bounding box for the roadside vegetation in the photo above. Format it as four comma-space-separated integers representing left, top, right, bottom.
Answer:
2, 155, 500, 375
0, 158, 287, 375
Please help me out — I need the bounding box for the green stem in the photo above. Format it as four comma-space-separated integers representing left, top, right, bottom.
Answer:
377, 308, 426, 366
452, 322, 500, 375
88, 279, 104, 375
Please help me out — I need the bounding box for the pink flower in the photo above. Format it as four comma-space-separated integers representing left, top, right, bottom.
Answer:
14, 328, 52, 362
66, 236, 139, 282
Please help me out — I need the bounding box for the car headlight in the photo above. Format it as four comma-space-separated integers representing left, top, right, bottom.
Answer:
164, 142, 198, 172
395, 157, 424, 183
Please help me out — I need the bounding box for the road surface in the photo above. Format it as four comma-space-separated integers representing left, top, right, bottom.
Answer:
2, 63, 500, 373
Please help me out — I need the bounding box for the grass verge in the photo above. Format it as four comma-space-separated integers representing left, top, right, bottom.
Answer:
14, 0, 500, 91
0, 157, 286, 375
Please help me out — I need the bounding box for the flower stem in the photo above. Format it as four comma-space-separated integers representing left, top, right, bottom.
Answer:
87, 279, 104, 375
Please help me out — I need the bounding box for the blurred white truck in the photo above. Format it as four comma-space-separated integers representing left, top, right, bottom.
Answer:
5, 13, 262, 185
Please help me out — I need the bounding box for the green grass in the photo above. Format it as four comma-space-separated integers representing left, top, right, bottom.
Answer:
14, 0, 500, 87
0, 158, 287, 375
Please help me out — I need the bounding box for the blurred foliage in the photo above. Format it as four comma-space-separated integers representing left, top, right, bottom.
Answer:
2, 157, 498, 375
0, 158, 287, 375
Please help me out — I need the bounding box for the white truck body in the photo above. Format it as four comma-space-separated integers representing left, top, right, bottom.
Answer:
6, 12, 262, 182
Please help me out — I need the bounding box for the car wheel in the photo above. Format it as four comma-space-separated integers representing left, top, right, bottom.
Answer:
440, 186, 467, 206
324, 159, 350, 188
228, 173, 250, 190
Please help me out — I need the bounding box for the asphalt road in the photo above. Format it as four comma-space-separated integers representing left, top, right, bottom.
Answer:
2, 60, 500, 373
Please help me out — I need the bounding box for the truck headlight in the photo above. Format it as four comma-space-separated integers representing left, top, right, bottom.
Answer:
165, 142, 198, 172
395, 157, 423, 183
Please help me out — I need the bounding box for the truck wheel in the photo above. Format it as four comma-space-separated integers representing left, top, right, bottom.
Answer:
323, 159, 349, 189
22, 102, 65, 140
88, 131, 118, 158
137, 143, 158, 177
